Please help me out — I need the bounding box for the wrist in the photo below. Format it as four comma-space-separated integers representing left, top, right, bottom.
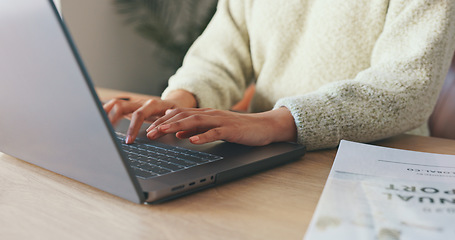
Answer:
262, 107, 297, 143
163, 90, 198, 108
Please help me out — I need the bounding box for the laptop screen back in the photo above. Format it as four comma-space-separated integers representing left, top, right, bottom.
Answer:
0, 0, 143, 203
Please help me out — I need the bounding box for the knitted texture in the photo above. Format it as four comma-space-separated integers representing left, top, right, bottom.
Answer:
162, 0, 455, 150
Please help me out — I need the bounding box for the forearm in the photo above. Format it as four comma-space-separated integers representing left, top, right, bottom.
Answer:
275, 0, 455, 151
162, 89, 198, 108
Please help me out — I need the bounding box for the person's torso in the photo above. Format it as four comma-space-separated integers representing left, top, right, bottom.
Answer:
246, 0, 390, 112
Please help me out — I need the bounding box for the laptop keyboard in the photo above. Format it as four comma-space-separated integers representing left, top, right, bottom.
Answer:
116, 133, 223, 179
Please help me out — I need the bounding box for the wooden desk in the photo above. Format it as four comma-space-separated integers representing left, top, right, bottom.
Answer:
2, 89, 455, 240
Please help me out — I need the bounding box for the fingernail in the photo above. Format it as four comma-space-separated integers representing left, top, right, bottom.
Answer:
146, 124, 155, 132
125, 136, 132, 144
160, 124, 170, 131
165, 109, 172, 115
190, 136, 200, 143
147, 128, 157, 139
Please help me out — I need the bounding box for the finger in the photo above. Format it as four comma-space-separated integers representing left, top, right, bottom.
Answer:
110, 100, 141, 126
110, 104, 126, 126
126, 99, 178, 143
147, 114, 220, 140
144, 115, 160, 123
175, 129, 209, 139
189, 128, 227, 144
146, 108, 211, 132
104, 99, 134, 125
103, 99, 120, 114
126, 99, 160, 144
103, 97, 130, 112
146, 108, 186, 132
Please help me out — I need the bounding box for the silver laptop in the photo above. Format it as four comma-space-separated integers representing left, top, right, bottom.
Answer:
0, 0, 305, 204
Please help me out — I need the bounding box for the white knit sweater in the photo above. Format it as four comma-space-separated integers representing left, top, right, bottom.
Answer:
162, 0, 455, 150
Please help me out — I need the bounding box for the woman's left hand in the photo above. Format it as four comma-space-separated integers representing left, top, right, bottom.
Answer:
146, 107, 297, 146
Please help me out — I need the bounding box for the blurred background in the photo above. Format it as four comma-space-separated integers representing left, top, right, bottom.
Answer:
58, 0, 217, 95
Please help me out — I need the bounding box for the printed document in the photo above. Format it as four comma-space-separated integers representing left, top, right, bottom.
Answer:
304, 140, 455, 240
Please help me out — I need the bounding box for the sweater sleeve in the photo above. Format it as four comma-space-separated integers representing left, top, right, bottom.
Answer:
161, 0, 253, 109
274, 0, 455, 150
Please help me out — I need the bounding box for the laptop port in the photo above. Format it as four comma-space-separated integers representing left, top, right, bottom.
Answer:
171, 185, 184, 191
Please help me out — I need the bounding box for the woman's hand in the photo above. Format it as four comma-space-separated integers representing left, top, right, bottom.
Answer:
146, 107, 297, 146
103, 90, 197, 144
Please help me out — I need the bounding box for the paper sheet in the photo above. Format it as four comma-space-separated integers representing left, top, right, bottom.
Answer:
304, 140, 455, 240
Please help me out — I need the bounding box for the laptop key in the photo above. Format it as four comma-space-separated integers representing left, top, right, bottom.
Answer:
170, 158, 197, 168
132, 167, 157, 179
177, 155, 210, 164
158, 162, 184, 171
129, 161, 142, 168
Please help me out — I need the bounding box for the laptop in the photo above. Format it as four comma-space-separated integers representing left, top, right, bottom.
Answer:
0, 0, 306, 204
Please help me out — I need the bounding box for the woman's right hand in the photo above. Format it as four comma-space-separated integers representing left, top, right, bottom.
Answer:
103, 90, 197, 144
